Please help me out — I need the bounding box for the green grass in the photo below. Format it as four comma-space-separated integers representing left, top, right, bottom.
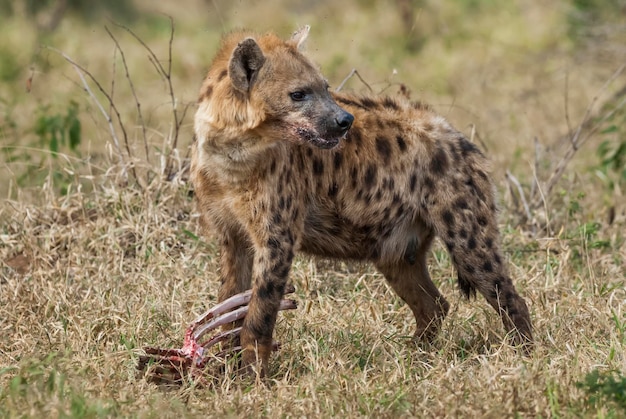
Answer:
1, 0, 626, 417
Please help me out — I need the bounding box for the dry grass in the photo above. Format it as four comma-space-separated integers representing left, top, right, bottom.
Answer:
2, 0, 626, 417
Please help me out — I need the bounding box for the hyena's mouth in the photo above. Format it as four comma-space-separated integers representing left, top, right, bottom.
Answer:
309, 136, 340, 149
295, 127, 343, 149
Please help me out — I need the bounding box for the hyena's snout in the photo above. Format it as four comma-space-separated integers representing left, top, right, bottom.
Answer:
304, 104, 354, 149
322, 106, 353, 141
335, 108, 354, 134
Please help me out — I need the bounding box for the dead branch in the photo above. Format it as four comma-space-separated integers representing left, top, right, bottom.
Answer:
48, 46, 139, 186
110, 46, 117, 121
506, 170, 532, 223
335, 68, 374, 93
564, 72, 573, 140
105, 25, 150, 164
49, 49, 122, 157
110, 17, 188, 179
532, 62, 626, 207
529, 137, 540, 200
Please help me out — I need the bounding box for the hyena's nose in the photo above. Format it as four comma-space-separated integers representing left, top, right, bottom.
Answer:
335, 111, 354, 131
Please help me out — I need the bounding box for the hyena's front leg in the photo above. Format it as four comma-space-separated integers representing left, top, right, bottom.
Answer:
239, 231, 295, 376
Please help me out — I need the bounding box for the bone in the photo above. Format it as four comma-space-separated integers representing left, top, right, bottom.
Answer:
189, 291, 252, 330
191, 286, 297, 340
192, 304, 249, 341
138, 286, 298, 382
198, 326, 242, 349
190, 284, 296, 331
193, 297, 297, 341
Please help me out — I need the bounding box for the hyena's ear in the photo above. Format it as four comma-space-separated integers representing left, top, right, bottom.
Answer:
289, 25, 310, 50
229, 38, 266, 93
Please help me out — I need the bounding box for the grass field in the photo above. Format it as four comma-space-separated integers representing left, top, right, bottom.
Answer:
1, 0, 626, 417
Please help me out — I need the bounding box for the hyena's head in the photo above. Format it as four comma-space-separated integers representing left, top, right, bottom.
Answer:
198, 26, 353, 149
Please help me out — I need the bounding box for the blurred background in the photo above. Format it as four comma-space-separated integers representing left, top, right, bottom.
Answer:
0, 0, 624, 214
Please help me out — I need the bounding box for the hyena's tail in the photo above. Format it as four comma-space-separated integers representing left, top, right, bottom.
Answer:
420, 136, 533, 351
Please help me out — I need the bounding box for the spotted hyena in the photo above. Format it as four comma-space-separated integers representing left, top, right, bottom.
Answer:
191, 26, 533, 375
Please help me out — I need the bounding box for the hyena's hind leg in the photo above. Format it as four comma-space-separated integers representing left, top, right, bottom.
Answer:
474, 267, 533, 352
436, 203, 533, 352
218, 228, 254, 301
375, 231, 450, 342
216, 228, 254, 342
425, 138, 533, 352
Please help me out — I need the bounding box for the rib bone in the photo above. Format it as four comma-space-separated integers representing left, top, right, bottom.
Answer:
137, 286, 297, 384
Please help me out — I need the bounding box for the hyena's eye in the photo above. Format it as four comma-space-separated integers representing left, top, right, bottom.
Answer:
290, 91, 307, 101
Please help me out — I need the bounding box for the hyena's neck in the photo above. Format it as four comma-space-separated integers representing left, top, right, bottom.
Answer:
194, 126, 282, 185
195, 131, 275, 177
194, 98, 276, 171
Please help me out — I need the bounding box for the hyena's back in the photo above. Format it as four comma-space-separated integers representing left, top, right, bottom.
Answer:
293, 92, 486, 265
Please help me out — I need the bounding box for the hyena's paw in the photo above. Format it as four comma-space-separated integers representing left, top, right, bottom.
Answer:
413, 296, 450, 343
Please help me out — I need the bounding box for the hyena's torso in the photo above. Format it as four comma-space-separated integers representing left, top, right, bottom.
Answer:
191, 27, 532, 375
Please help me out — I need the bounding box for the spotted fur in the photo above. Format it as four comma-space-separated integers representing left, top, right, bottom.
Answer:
191, 27, 533, 375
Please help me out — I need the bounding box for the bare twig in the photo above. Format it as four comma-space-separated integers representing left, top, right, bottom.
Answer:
111, 17, 186, 179
110, 46, 117, 118
535, 62, 626, 205
506, 170, 532, 222
110, 21, 168, 79
48, 46, 139, 185
105, 26, 150, 164
564, 72, 572, 139
530, 137, 541, 200
335, 68, 374, 93
49, 49, 122, 157
467, 123, 489, 153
